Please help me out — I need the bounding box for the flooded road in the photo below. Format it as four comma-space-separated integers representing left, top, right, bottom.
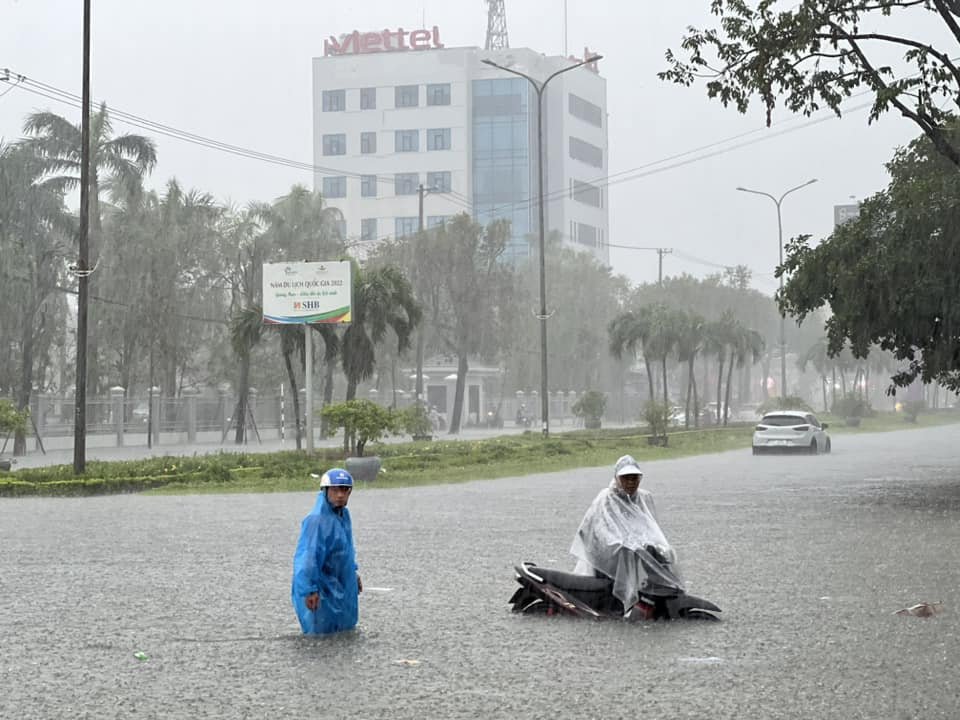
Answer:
3, 424, 959, 719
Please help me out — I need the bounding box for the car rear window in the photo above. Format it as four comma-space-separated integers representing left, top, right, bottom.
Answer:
760, 415, 807, 426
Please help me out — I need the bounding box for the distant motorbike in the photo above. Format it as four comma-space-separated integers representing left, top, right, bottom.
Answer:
485, 410, 504, 429
508, 546, 721, 622
0, 457, 14, 473
515, 409, 532, 428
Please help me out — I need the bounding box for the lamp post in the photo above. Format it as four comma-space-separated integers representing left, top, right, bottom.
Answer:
482, 54, 602, 436
736, 178, 818, 402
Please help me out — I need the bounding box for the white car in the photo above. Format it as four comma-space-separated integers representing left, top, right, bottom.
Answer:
752, 410, 831, 455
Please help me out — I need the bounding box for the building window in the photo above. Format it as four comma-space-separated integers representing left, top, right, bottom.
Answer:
395, 84, 419, 108
361, 218, 378, 242
322, 133, 346, 156
568, 93, 602, 127
426, 128, 451, 151
395, 130, 420, 152
394, 172, 419, 195
571, 179, 602, 207
427, 215, 451, 228
360, 87, 377, 110
360, 132, 377, 154
427, 83, 451, 106
321, 175, 346, 198
426, 171, 451, 193
322, 89, 345, 112
574, 222, 599, 247
569, 136, 603, 168
395, 216, 419, 237
361, 175, 377, 198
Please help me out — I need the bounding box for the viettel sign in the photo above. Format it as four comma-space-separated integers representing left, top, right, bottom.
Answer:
324, 26, 445, 56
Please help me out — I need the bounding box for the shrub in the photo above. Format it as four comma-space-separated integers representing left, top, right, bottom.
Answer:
399, 404, 433, 438
572, 390, 607, 429
0, 399, 28, 436
320, 399, 401, 456
903, 399, 925, 423
831, 394, 871, 418
643, 401, 671, 440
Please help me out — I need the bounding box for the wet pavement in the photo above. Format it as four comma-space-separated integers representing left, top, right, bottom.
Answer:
2, 424, 960, 719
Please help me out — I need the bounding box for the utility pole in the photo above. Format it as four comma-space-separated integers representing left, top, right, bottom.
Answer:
73, 0, 92, 475
656, 248, 673, 286
414, 184, 429, 408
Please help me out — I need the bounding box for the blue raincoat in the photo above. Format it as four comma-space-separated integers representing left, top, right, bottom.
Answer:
291, 489, 359, 635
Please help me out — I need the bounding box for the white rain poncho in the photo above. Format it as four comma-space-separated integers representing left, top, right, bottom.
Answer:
570, 479, 682, 609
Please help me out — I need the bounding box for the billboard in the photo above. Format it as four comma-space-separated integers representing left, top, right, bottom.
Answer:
262, 261, 352, 324
834, 203, 861, 227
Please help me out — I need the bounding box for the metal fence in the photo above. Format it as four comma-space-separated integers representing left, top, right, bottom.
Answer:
1, 386, 645, 454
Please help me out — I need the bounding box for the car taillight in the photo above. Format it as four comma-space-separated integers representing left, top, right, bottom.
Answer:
755, 425, 766, 431
792, 425, 810, 431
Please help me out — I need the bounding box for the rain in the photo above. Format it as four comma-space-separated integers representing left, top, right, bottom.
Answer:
2, 1, 960, 718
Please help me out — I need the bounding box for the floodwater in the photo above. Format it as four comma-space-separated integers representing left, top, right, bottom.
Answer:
3, 425, 960, 719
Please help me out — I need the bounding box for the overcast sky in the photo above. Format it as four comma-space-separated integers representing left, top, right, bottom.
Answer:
0, 1, 928, 295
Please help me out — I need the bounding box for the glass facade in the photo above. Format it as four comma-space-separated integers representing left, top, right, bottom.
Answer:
471, 78, 534, 263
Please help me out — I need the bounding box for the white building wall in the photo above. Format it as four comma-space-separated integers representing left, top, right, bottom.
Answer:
312, 48, 472, 244
312, 43, 609, 263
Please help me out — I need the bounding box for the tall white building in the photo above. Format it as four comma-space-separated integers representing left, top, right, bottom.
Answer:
311, 27, 609, 264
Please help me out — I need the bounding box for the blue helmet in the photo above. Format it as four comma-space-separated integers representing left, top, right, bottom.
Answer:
317, 468, 353, 488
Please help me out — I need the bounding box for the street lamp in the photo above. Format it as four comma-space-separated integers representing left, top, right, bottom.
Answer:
482, 54, 603, 436
736, 178, 818, 402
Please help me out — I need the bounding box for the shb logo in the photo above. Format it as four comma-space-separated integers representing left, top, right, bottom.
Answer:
293, 302, 302, 310
284, 266, 297, 275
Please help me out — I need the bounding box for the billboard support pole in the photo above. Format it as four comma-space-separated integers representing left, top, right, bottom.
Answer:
305, 325, 314, 453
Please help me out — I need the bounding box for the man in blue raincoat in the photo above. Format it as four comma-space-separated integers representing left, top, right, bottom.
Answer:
291, 468, 362, 635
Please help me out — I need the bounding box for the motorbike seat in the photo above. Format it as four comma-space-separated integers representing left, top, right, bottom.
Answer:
526, 565, 613, 592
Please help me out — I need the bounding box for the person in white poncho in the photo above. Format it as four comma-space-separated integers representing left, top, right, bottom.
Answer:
570, 455, 683, 613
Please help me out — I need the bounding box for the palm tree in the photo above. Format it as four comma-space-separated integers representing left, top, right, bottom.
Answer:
223, 209, 268, 444
703, 313, 735, 425
647, 304, 679, 406
798, 336, 832, 412
341, 264, 421, 402
609, 307, 656, 403
24, 104, 157, 395
0, 142, 72, 455
724, 323, 765, 425
229, 305, 263, 444
675, 310, 706, 428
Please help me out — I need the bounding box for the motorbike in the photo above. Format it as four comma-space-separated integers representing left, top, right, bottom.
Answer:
485, 410, 504, 429
515, 410, 532, 428
508, 546, 721, 622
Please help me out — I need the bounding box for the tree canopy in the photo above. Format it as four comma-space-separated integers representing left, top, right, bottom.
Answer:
778, 123, 960, 391
661, 0, 960, 165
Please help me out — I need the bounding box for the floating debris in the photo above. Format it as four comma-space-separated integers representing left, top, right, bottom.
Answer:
893, 601, 944, 618
394, 658, 420, 666
133, 651, 149, 661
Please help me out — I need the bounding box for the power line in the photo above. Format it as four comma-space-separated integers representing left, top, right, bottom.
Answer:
2, 67, 875, 221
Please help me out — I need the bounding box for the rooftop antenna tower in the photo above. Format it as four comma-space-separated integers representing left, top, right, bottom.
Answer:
485, 0, 509, 50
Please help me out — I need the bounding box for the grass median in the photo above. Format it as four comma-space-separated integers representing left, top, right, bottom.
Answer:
2, 409, 957, 497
